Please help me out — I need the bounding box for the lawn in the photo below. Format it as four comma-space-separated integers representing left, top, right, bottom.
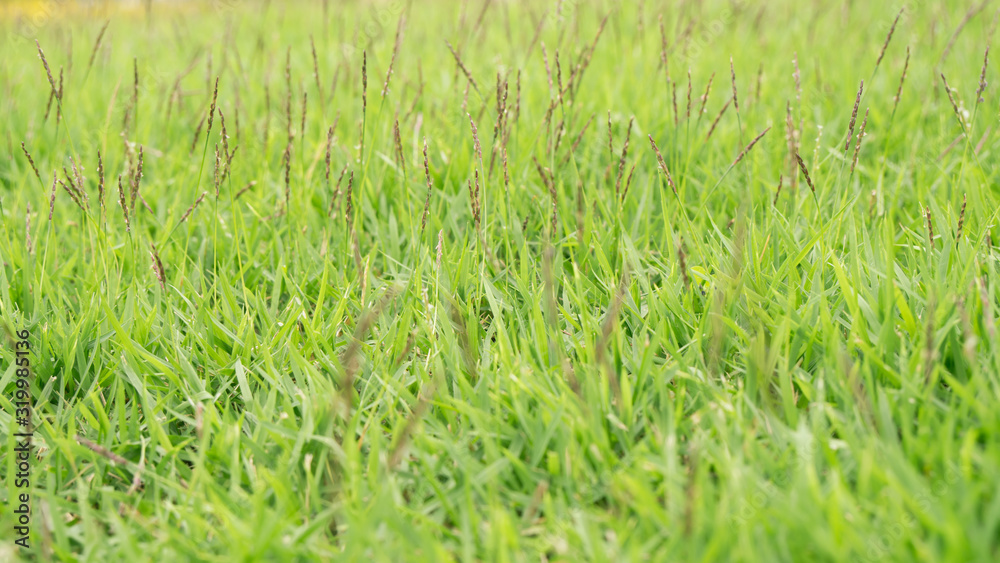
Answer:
1, 0, 999, 560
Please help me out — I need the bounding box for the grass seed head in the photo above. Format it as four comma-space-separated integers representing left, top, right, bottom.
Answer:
876, 9, 903, 68
421, 140, 434, 234
648, 135, 677, 195
851, 108, 869, 173
150, 244, 166, 290
436, 229, 443, 271
468, 113, 482, 161
393, 117, 405, 174
97, 151, 105, 210
219, 108, 230, 159
730, 56, 739, 112
190, 113, 206, 155
606, 111, 615, 163
116, 175, 130, 231
299, 90, 308, 144
311, 35, 322, 99
977, 46, 990, 104
845, 80, 864, 153
25, 203, 32, 255
956, 193, 967, 243
35, 40, 57, 95
678, 242, 690, 291
793, 52, 801, 104
686, 69, 692, 120
560, 113, 595, 167
59, 178, 85, 212
129, 146, 144, 214
445, 40, 480, 95
327, 165, 348, 217
795, 153, 816, 194
705, 97, 732, 142
282, 142, 292, 209
345, 171, 354, 225
207, 77, 220, 136
86, 20, 110, 75
614, 117, 634, 197
62, 166, 88, 209
893, 46, 911, 110
382, 16, 405, 98
699, 72, 715, 117
672, 80, 679, 127
325, 126, 334, 185
214, 144, 222, 197
179, 191, 207, 225
55, 67, 63, 125
69, 156, 85, 193
940, 73, 965, 131
733, 126, 771, 166
234, 182, 256, 201
48, 172, 57, 220
925, 205, 935, 249
622, 163, 637, 203
20, 142, 42, 185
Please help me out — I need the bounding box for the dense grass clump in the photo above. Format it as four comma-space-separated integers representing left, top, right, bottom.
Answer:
1, 0, 999, 560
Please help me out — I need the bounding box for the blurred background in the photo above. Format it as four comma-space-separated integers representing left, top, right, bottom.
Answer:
1, 0, 208, 22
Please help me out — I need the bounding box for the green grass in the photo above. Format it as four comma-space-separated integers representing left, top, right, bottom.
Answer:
1, 0, 999, 560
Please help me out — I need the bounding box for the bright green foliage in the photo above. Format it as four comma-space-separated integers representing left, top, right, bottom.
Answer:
1, 0, 999, 561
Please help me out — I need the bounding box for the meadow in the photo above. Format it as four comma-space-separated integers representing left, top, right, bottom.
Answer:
1, 0, 1000, 560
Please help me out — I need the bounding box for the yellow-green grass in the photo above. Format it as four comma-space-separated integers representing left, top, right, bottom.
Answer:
1, 0, 999, 561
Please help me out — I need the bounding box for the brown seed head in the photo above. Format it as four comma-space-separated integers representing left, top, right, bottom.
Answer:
445, 40, 480, 95
117, 175, 130, 232
207, 77, 219, 136
468, 113, 482, 161
733, 126, 772, 166
97, 151, 105, 210
179, 191, 207, 225
129, 146, 144, 214
25, 203, 32, 255
686, 69, 692, 120
150, 244, 166, 289
876, 9, 903, 68
851, 108, 869, 174
35, 40, 57, 95
421, 140, 434, 234
940, 73, 965, 131
705, 97, 732, 142
698, 72, 715, 117
615, 117, 634, 197
893, 46, 910, 109
382, 16, 405, 98
956, 193, 967, 243
730, 56, 739, 112
648, 135, 677, 195
48, 172, 57, 220
845, 80, 864, 153
678, 243, 690, 291
977, 46, 990, 103
20, 142, 41, 184
345, 171, 354, 225
925, 205, 935, 249
795, 153, 816, 194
